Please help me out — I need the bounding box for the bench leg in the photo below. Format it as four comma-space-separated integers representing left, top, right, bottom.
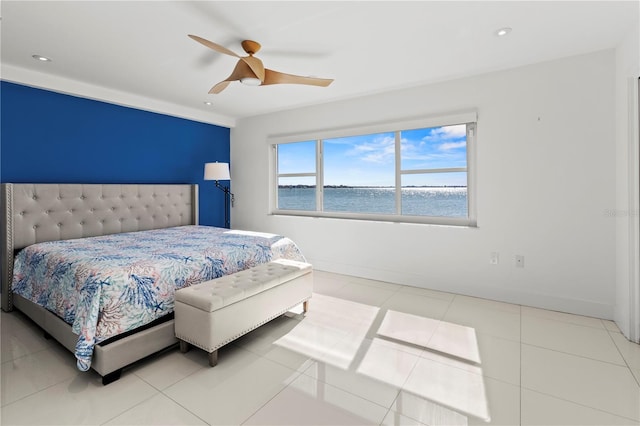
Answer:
208, 350, 218, 367
303, 300, 309, 313
179, 340, 190, 353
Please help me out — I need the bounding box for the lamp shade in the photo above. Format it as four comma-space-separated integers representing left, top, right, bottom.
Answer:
204, 162, 230, 181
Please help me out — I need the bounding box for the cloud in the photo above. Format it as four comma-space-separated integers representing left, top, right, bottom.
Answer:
400, 137, 448, 161
421, 124, 467, 143
344, 135, 395, 163
406, 124, 467, 157
400, 136, 466, 169
435, 124, 467, 139
438, 141, 466, 151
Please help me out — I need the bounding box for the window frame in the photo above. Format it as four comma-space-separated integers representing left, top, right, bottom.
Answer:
269, 111, 477, 226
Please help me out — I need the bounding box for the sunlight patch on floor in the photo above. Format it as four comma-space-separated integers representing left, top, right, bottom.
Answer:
274, 294, 490, 423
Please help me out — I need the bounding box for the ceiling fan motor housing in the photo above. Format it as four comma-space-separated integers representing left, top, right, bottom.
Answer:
241, 40, 261, 55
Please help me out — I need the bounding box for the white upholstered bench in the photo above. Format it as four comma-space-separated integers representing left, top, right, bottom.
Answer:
174, 259, 313, 366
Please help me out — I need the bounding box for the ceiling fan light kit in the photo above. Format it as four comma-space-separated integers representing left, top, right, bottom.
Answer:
189, 34, 333, 94
240, 77, 262, 86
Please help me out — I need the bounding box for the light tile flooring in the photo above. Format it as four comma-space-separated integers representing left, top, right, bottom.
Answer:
2, 270, 640, 425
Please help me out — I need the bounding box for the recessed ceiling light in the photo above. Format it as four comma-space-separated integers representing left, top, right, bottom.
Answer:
203, 101, 213, 106
32, 54, 52, 62
495, 27, 512, 37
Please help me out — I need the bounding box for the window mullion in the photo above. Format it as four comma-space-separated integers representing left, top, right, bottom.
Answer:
278, 172, 316, 178
273, 144, 278, 210
317, 139, 323, 212
401, 167, 467, 175
395, 131, 402, 215
467, 123, 477, 225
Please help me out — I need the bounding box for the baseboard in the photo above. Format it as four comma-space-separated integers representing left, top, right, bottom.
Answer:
309, 258, 615, 320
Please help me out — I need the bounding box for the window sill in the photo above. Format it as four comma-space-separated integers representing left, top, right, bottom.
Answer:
271, 209, 477, 227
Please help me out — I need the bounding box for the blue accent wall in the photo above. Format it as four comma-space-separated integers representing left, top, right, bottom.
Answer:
0, 81, 231, 227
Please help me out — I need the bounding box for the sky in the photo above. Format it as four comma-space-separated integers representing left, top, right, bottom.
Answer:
278, 124, 467, 187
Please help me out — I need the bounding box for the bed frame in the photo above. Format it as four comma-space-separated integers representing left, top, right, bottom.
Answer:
1, 183, 199, 384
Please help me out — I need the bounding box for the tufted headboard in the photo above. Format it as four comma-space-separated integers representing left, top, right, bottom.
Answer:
1, 183, 199, 311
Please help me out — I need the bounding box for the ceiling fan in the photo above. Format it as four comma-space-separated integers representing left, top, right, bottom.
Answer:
189, 35, 334, 94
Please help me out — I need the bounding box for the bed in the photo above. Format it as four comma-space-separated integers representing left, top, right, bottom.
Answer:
1, 183, 305, 384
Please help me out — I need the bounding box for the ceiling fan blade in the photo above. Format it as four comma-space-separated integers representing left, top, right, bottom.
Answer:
241, 56, 265, 82
263, 69, 333, 87
188, 34, 240, 58
209, 81, 231, 94
228, 59, 257, 81
208, 59, 258, 94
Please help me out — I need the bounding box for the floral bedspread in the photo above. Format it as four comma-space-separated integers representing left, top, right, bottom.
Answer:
11, 225, 306, 371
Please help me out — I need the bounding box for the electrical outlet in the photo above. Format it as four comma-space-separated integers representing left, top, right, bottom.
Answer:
490, 252, 499, 265
515, 255, 525, 268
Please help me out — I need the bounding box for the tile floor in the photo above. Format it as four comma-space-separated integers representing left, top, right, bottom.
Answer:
1, 270, 640, 425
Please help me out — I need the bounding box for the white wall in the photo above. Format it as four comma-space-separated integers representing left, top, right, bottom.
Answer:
232, 49, 617, 319
615, 21, 640, 341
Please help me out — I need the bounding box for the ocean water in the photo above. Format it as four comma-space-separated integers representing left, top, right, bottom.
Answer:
278, 187, 468, 218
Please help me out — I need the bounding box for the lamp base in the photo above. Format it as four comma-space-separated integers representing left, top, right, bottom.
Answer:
214, 181, 234, 229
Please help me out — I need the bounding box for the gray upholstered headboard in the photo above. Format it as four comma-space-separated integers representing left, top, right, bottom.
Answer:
1, 183, 199, 311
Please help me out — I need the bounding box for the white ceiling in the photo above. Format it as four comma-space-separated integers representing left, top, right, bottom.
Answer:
1, 1, 638, 128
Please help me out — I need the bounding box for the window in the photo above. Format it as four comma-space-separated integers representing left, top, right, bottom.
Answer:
276, 141, 317, 211
324, 132, 396, 215
271, 112, 476, 226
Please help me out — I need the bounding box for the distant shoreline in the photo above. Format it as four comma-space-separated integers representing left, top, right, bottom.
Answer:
278, 185, 467, 189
